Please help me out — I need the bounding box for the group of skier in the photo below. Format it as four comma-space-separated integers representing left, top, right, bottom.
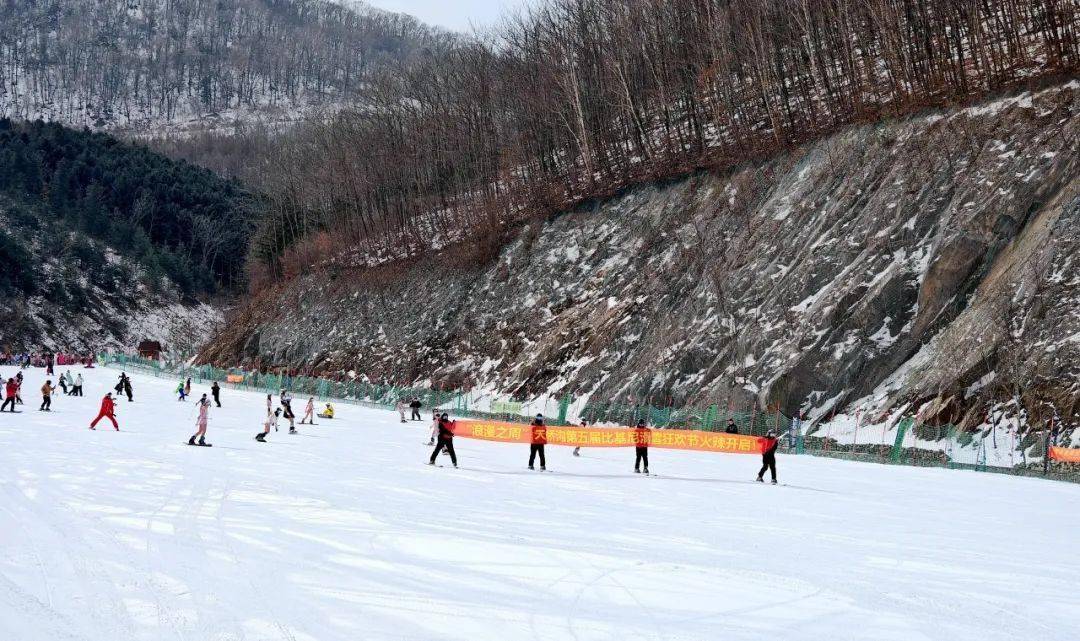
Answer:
425, 410, 781, 481
7, 364, 782, 481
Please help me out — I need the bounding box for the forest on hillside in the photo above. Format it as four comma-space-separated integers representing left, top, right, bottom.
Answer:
0, 0, 440, 129
249, 0, 1077, 283
0, 119, 260, 294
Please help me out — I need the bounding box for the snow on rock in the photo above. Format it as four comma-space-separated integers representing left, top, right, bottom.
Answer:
203, 81, 1079, 429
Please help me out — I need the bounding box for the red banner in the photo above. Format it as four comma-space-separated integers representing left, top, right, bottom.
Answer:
1048, 446, 1080, 463
452, 420, 769, 454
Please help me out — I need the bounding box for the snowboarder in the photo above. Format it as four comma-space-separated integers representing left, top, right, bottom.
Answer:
396, 399, 407, 423
427, 413, 457, 467
176, 381, 188, 401
573, 419, 588, 456
40, 380, 54, 411
299, 397, 315, 425
211, 381, 221, 407
528, 414, 547, 471
2, 378, 17, 412
317, 403, 334, 419
725, 418, 739, 434
189, 394, 211, 446
756, 429, 780, 484
633, 419, 650, 474
410, 398, 422, 421
72, 373, 83, 397
90, 393, 119, 431
256, 407, 281, 442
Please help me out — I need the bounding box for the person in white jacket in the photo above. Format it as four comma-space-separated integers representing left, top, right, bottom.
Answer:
396, 399, 407, 423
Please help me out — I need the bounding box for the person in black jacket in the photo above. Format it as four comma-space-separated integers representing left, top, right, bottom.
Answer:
528, 414, 547, 471
634, 419, 650, 474
211, 381, 221, 407
756, 429, 779, 484
428, 413, 457, 467
410, 398, 423, 421
724, 418, 739, 434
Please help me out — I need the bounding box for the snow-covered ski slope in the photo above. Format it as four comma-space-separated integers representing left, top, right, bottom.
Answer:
0, 366, 1076, 641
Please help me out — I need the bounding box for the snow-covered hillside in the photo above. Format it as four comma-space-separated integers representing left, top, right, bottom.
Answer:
1, 365, 1076, 640
203, 80, 1079, 435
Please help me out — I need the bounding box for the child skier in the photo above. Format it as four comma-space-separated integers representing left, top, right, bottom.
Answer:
299, 397, 315, 425
756, 429, 780, 484
528, 414, 547, 471
176, 381, 188, 401
427, 413, 458, 467
90, 393, 119, 431
633, 419, 650, 475
317, 403, 334, 419
189, 394, 211, 446
40, 380, 54, 411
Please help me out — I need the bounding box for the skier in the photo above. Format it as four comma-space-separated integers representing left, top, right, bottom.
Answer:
256, 407, 281, 442
427, 412, 458, 467
573, 419, 588, 456
114, 372, 126, 395
725, 418, 739, 434
633, 419, 650, 474
756, 429, 780, 484
410, 398, 422, 421
211, 381, 221, 407
58, 371, 69, 395
396, 398, 407, 423
122, 374, 133, 402
280, 389, 296, 433
46, 355, 54, 376
2, 377, 17, 412
72, 373, 83, 397
299, 396, 316, 425
184, 378, 192, 398
14, 372, 24, 404
189, 394, 211, 446
176, 381, 188, 401
40, 380, 54, 411
427, 409, 440, 445
528, 414, 547, 471
317, 403, 334, 419
90, 392, 119, 431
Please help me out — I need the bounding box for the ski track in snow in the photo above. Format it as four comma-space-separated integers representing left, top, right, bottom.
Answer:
0, 366, 1076, 641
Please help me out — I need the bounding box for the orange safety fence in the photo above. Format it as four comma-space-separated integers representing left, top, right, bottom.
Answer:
1048, 446, 1080, 463
452, 420, 770, 454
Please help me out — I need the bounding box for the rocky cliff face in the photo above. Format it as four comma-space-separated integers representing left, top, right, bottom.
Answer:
202, 81, 1079, 427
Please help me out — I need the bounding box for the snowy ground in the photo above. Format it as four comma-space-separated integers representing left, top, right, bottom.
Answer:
0, 366, 1076, 641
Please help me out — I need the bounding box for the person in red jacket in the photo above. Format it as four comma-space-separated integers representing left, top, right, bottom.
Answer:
427, 413, 457, 467
90, 393, 119, 431
1, 378, 17, 412
756, 429, 780, 484
528, 414, 547, 471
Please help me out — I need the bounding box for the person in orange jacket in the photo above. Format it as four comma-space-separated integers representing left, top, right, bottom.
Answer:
427, 413, 458, 467
1, 378, 17, 412
756, 429, 780, 484
90, 392, 119, 431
